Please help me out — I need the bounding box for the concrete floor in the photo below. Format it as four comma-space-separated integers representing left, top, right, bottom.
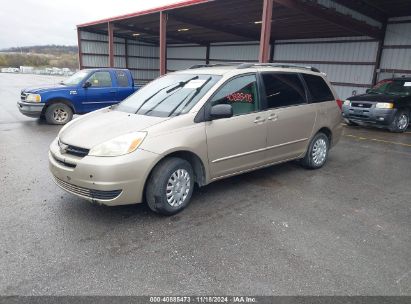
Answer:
0, 73, 410, 295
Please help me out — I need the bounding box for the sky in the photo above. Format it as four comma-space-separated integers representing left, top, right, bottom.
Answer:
0, 0, 184, 49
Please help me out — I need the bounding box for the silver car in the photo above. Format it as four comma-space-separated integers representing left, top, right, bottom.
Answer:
49, 63, 342, 215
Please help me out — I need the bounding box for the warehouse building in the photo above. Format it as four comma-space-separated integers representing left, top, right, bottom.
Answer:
76, 0, 411, 98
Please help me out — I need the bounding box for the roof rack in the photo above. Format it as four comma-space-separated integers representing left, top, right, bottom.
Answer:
189, 62, 246, 69
189, 62, 321, 73
237, 63, 321, 73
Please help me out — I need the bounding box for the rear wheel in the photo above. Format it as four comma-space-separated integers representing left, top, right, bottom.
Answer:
45, 103, 73, 125
146, 157, 194, 216
301, 132, 330, 169
389, 110, 409, 133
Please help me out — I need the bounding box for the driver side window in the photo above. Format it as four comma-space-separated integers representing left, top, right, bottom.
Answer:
211, 75, 259, 116
87, 71, 113, 87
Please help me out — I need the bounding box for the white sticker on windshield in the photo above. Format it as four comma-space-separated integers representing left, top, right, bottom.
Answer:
185, 79, 207, 89
404, 82, 411, 87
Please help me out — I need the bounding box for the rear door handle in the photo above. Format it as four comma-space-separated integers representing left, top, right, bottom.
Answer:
254, 116, 266, 124
109, 90, 116, 93
268, 113, 278, 121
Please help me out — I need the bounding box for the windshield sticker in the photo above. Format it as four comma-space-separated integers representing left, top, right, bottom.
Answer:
404, 82, 411, 87
185, 79, 207, 89
227, 92, 253, 103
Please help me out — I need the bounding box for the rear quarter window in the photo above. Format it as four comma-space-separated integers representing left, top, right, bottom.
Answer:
115, 70, 130, 87
302, 74, 334, 103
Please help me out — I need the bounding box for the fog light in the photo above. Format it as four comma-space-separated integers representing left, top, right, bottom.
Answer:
378, 117, 385, 121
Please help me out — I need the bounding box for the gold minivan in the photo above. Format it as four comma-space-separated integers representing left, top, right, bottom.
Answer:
49, 63, 342, 215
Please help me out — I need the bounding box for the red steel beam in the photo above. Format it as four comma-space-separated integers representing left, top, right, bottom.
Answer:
77, 28, 83, 69
259, 0, 274, 63
159, 11, 167, 75
108, 22, 115, 67
77, 0, 211, 28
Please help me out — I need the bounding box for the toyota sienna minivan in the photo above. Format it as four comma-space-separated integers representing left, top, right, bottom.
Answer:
49, 63, 342, 215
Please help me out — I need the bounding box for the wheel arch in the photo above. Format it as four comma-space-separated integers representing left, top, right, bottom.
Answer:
316, 127, 332, 145
154, 150, 206, 187
42, 98, 76, 115
142, 149, 207, 202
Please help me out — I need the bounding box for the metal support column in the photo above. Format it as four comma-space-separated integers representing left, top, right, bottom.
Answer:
125, 39, 129, 69
372, 21, 387, 85
77, 28, 83, 70
258, 0, 273, 63
205, 43, 210, 64
108, 22, 115, 68
269, 41, 275, 63
159, 11, 167, 75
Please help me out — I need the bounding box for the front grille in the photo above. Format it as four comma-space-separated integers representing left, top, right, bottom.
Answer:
351, 102, 373, 108
21, 92, 28, 101
52, 154, 76, 168
54, 176, 122, 201
66, 145, 89, 157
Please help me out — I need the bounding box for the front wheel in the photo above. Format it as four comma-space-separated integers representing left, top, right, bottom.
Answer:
389, 110, 409, 133
45, 103, 73, 125
345, 119, 358, 126
301, 132, 330, 169
146, 157, 194, 216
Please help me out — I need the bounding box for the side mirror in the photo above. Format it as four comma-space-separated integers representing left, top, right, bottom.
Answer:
365, 89, 371, 94
209, 104, 233, 120
83, 81, 91, 88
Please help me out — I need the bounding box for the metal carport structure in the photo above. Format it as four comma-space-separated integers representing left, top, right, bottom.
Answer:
76, 0, 411, 98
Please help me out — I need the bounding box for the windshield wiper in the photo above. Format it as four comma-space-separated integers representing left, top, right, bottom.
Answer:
134, 83, 175, 114
143, 87, 184, 115
166, 76, 199, 94
168, 76, 212, 117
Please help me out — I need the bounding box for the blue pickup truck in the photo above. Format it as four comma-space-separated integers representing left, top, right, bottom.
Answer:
18, 68, 138, 124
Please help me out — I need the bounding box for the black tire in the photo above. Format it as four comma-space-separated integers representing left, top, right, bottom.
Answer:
388, 109, 409, 133
45, 103, 73, 125
146, 157, 195, 216
301, 132, 330, 170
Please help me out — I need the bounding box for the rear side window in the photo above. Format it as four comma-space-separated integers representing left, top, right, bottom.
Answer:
261, 73, 306, 109
302, 74, 334, 102
115, 70, 130, 87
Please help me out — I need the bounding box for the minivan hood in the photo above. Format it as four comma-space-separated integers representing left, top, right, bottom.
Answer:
59, 108, 169, 149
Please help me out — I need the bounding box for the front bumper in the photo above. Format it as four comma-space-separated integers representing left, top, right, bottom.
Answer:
17, 101, 45, 118
342, 105, 397, 125
48, 139, 160, 206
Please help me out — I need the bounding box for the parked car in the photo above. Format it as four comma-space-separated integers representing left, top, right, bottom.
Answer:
49, 63, 342, 215
342, 77, 411, 132
17, 68, 138, 124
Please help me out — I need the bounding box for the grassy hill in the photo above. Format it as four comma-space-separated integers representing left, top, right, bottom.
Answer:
0, 45, 78, 70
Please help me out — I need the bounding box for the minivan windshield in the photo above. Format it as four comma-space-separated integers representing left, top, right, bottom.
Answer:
115, 74, 221, 117
369, 79, 411, 96
62, 70, 90, 86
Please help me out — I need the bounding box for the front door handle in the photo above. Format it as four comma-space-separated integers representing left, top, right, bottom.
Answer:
254, 116, 266, 124
109, 90, 116, 93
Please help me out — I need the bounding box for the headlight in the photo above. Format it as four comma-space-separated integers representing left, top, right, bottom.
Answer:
89, 132, 147, 157
375, 102, 394, 109
343, 100, 351, 106
26, 93, 42, 103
